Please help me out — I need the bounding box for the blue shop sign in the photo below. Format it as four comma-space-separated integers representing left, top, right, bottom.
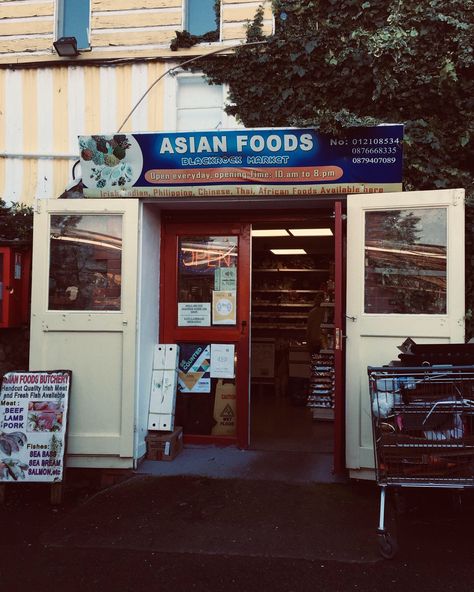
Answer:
79, 125, 403, 198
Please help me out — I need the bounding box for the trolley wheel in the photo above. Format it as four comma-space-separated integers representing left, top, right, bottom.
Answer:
378, 532, 398, 560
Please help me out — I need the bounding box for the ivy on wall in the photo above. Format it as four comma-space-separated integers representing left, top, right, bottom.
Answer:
177, 0, 474, 337
0, 200, 33, 242
171, 0, 221, 50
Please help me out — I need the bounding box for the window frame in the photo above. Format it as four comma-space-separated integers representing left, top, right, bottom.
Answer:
183, 0, 222, 41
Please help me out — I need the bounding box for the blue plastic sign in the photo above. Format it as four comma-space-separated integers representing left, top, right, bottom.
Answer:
79, 126, 403, 198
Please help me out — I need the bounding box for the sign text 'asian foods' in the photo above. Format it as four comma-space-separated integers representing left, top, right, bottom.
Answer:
78, 126, 403, 199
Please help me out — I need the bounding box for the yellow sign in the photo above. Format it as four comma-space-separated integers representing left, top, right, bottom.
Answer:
212, 291, 236, 325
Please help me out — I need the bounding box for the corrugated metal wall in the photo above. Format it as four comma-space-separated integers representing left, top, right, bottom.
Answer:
0, 62, 165, 202
0, 0, 273, 204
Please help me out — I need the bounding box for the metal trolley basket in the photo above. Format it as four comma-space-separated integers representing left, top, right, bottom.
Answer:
368, 365, 474, 559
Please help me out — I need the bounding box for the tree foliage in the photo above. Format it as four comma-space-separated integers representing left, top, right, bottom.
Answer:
185, 0, 474, 336
189, 0, 473, 200
0, 199, 33, 242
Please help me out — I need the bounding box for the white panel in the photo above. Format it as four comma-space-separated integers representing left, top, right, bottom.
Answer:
31, 332, 123, 455
36, 68, 54, 199
135, 204, 161, 460
177, 76, 223, 108
176, 75, 225, 131
67, 66, 85, 152
163, 62, 179, 131
131, 62, 149, 132
99, 66, 117, 134
4, 69, 23, 203
177, 108, 223, 131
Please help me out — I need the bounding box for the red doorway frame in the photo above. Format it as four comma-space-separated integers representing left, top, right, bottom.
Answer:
160, 206, 346, 470
333, 201, 346, 473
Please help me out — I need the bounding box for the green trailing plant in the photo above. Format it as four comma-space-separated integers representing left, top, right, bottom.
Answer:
0, 199, 33, 242
184, 0, 474, 337
171, 0, 221, 50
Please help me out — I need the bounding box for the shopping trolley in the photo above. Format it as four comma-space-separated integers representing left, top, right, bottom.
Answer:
368, 365, 474, 559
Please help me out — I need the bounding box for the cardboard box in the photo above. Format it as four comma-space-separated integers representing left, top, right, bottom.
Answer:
148, 412, 174, 432
146, 427, 183, 461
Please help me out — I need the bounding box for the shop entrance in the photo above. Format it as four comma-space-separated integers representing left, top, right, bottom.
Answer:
249, 207, 342, 467
160, 203, 345, 472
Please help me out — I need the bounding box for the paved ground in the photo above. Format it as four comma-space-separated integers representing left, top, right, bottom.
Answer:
136, 444, 344, 483
3, 470, 474, 591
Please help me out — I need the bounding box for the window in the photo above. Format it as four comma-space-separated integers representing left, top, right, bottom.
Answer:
177, 235, 238, 326
49, 215, 122, 311
177, 76, 225, 130
364, 208, 447, 314
186, 0, 219, 37
57, 0, 91, 50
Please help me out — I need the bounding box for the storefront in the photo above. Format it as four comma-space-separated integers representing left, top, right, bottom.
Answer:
28, 127, 465, 478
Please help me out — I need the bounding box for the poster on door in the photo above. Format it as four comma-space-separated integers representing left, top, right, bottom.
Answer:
212, 291, 237, 325
211, 379, 237, 436
177, 344, 211, 393
0, 371, 71, 482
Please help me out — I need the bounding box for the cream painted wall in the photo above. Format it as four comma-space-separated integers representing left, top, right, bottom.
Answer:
0, 0, 273, 64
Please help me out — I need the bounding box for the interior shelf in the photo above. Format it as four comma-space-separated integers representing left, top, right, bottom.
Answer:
253, 268, 329, 273
252, 312, 308, 318
252, 289, 323, 293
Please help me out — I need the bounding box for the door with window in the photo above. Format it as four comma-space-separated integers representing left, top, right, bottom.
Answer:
345, 189, 465, 474
29, 199, 139, 466
161, 221, 251, 447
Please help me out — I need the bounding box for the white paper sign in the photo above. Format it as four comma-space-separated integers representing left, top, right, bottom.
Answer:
178, 302, 211, 326
210, 344, 235, 378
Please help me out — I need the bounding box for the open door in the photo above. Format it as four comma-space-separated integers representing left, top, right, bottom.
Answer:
161, 221, 251, 448
345, 188, 465, 477
29, 198, 140, 468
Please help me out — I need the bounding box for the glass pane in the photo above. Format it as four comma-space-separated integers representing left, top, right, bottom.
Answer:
61, 0, 90, 49
175, 343, 237, 436
177, 78, 223, 109
177, 108, 224, 131
365, 208, 447, 314
187, 0, 217, 36
49, 215, 122, 311
178, 235, 238, 326
177, 78, 224, 131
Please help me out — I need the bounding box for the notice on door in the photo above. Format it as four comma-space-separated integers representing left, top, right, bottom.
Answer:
212, 291, 236, 325
0, 371, 71, 483
178, 303, 211, 327
177, 344, 211, 393
211, 379, 236, 436
210, 344, 235, 379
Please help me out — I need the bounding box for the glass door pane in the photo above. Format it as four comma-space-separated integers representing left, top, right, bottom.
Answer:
177, 235, 238, 326
364, 208, 447, 314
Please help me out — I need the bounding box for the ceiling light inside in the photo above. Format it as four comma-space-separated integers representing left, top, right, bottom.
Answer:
288, 228, 333, 237
270, 248, 307, 255
252, 229, 289, 237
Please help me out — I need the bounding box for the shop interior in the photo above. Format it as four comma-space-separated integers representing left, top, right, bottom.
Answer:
250, 212, 336, 454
